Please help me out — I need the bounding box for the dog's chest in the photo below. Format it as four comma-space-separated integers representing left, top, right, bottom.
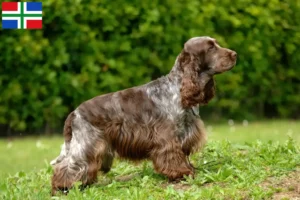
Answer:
146, 83, 184, 121
176, 107, 199, 131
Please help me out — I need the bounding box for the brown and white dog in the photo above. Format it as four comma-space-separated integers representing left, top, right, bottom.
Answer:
50, 36, 237, 195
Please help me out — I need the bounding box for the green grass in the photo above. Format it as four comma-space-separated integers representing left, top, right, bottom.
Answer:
207, 119, 300, 143
0, 137, 61, 177
0, 120, 299, 199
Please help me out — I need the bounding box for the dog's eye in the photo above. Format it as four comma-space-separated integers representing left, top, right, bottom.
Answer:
208, 45, 215, 51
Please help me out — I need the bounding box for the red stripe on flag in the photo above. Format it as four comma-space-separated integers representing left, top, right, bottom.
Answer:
2, 2, 18, 11
26, 20, 42, 29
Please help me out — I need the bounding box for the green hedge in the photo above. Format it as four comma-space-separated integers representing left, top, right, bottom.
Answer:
1, 0, 299, 134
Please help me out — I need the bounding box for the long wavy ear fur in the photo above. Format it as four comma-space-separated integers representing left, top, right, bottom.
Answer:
179, 51, 215, 108
203, 78, 215, 104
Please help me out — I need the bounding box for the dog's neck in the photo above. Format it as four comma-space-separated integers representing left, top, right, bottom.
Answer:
168, 57, 183, 82
198, 73, 213, 91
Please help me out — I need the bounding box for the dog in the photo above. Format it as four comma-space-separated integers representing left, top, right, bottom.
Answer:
50, 36, 237, 195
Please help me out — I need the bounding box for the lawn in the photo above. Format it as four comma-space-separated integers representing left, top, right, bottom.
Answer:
0, 120, 299, 199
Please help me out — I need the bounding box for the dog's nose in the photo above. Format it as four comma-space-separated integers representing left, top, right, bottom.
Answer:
231, 51, 237, 60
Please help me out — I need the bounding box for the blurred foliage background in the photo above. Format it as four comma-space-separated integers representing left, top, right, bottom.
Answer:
0, 0, 299, 136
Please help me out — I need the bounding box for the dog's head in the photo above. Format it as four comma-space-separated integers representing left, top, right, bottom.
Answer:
183, 36, 237, 75
178, 36, 237, 108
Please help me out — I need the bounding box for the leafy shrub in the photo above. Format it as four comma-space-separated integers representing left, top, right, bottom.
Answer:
0, 0, 299, 134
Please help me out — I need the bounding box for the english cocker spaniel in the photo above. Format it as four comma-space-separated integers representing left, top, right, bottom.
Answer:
51, 36, 237, 195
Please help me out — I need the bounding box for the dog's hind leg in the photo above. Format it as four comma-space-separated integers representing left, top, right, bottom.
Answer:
85, 140, 112, 185
99, 147, 114, 173
50, 112, 75, 166
51, 110, 108, 195
50, 143, 68, 165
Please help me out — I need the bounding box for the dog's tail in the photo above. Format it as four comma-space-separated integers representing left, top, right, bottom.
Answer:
50, 112, 75, 165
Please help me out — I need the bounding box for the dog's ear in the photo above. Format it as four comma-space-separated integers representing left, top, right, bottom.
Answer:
203, 78, 215, 104
178, 50, 215, 108
179, 51, 202, 108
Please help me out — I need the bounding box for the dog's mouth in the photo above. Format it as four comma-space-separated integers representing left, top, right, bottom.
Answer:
226, 62, 236, 71
214, 60, 236, 74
